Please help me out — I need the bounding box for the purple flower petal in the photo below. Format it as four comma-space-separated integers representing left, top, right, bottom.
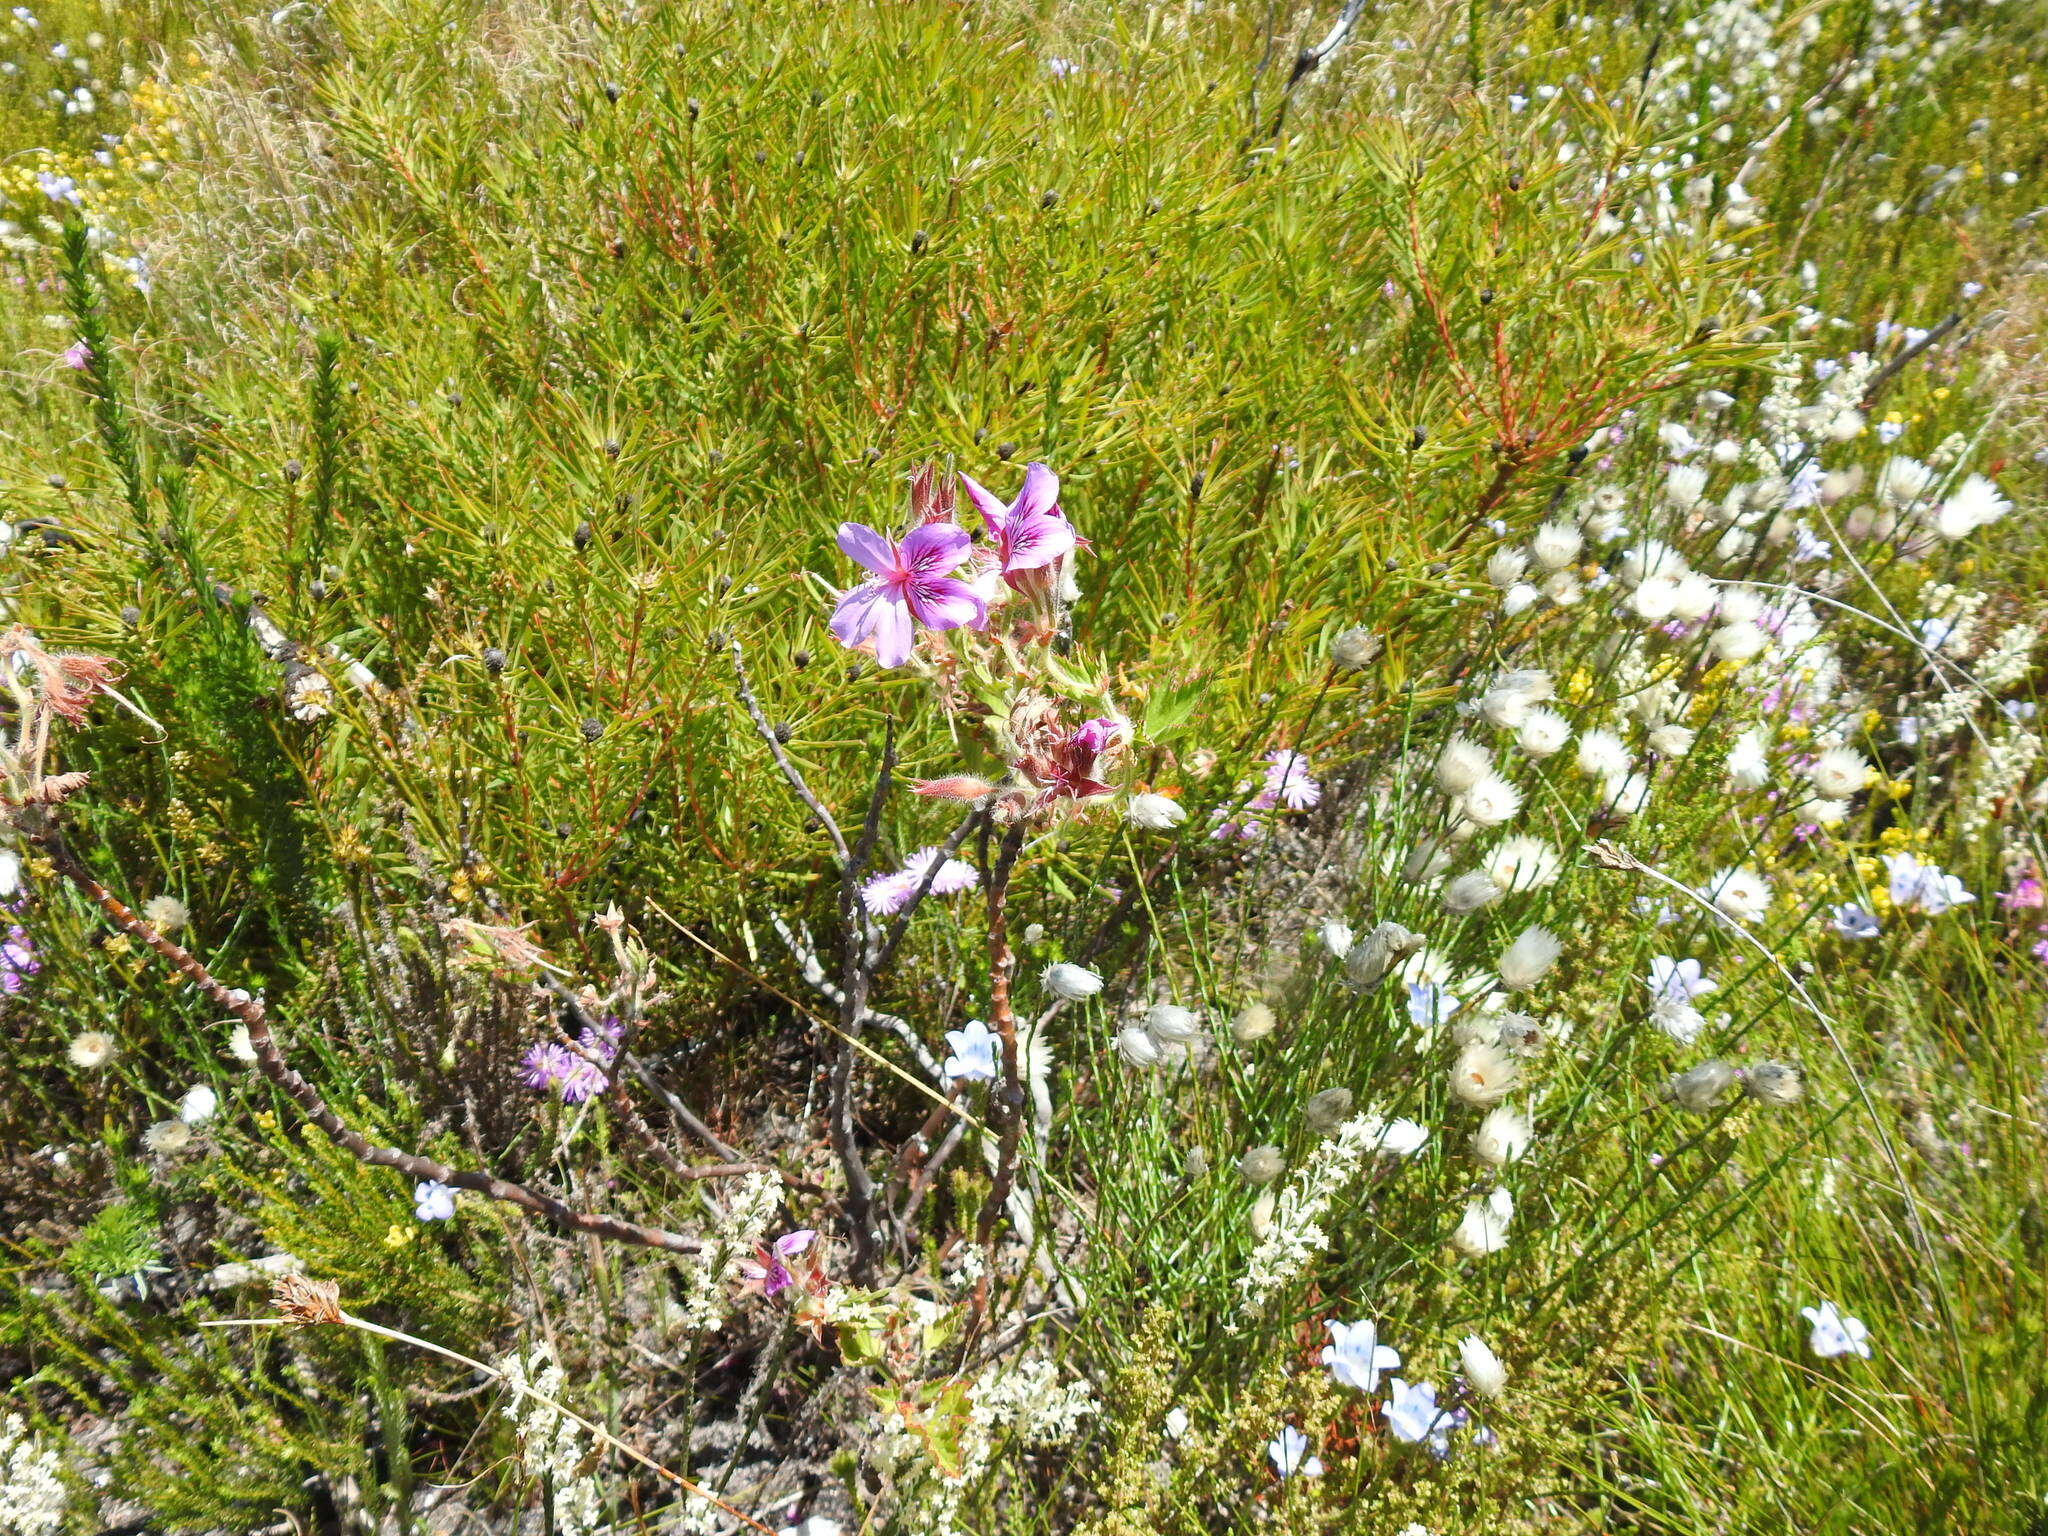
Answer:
836, 521, 899, 576
958, 471, 1010, 536
1011, 461, 1060, 522
903, 573, 986, 632
898, 520, 973, 575
831, 582, 918, 667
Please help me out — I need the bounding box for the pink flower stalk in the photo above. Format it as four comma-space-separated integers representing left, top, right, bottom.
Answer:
829, 521, 986, 668
958, 461, 1079, 595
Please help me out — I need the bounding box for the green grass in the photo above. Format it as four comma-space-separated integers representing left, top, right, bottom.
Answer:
0, 0, 2045, 1530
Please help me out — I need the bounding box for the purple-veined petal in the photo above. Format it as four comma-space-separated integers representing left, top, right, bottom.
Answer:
836, 521, 901, 577
958, 472, 1011, 537
1011, 461, 1060, 522
899, 520, 973, 575
905, 574, 987, 632
866, 594, 917, 666
829, 581, 892, 650
775, 1228, 817, 1258
1001, 507, 1077, 570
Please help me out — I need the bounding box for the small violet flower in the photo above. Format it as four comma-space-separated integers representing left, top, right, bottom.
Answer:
2, 925, 41, 994
829, 521, 985, 668
1322, 1318, 1401, 1393
1647, 955, 1715, 1005
1801, 1300, 1871, 1359
860, 846, 980, 917
1831, 903, 1881, 939
943, 1019, 1000, 1083
1382, 1378, 1465, 1456
1266, 1424, 1323, 1479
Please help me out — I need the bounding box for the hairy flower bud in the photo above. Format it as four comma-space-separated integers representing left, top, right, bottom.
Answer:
1668, 1059, 1740, 1112
1742, 1060, 1805, 1107
1232, 1002, 1278, 1043
1125, 792, 1188, 830
1043, 962, 1104, 1000
1238, 1145, 1287, 1185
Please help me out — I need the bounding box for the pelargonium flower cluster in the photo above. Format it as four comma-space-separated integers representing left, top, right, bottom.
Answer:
828, 462, 1079, 669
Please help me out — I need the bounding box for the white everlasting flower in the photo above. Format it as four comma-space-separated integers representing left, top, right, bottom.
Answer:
1726, 729, 1771, 788
1876, 454, 1935, 506
1320, 919, 1354, 959
1646, 723, 1695, 758
178, 1084, 219, 1126
142, 894, 189, 933
143, 1119, 195, 1156
1716, 584, 1766, 624
1602, 771, 1651, 818
1238, 1145, 1287, 1185
1501, 582, 1540, 616
1125, 793, 1187, 830
1806, 746, 1869, 799
1435, 735, 1493, 795
1652, 997, 1705, 1043
1450, 1040, 1520, 1106
1043, 961, 1104, 1000
1443, 871, 1504, 914
1457, 772, 1523, 829
67, 1031, 117, 1069
1458, 1334, 1510, 1398
1481, 835, 1561, 892
1575, 728, 1631, 779
1706, 865, 1772, 925
1450, 1187, 1514, 1257
1496, 926, 1561, 991
1530, 520, 1582, 570
1630, 575, 1680, 622
1934, 473, 2011, 539
1330, 626, 1383, 670
1232, 1003, 1278, 1042
1486, 547, 1528, 589
1709, 621, 1768, 664
1402, 838, 1455, 884
1793, 794, 1849, 826
1541, 569, 1583, 606
227, 1023, 259, 1064
1360, 1115, 1430, 1156
1145, 1003, 1201, 1044
1664, 463, 1709, 510
1670, 573, 1718, 622
1470, 1106, 1531, 1166
1516, 707, 1572, 758
1115, 1026, 1162, 1068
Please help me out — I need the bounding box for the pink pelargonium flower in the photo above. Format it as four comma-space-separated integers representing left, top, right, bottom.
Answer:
959, 461, 1079, 590
739, 1229, 818, 1298
829, 521, 986, 668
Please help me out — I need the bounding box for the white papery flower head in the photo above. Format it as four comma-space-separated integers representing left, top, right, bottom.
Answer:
1542, 569, 1583, 606
1516, 707, 1572, 758
1934, 473, 2011, 539
1876, 454, 1935, 506
1115, 1026, 1163, 1068
1496, 926, 1562, 991
1706, 865, 1772, 924
1670, 573, 1718, 622
1470, 1106, 1531, 1166
1481, 835, 1561, 892
1125, 792, 1188, 830
1450, 1040, 1520, 1106
1502, 583, 1540, 616
1651, 998, 1705, 1044
178, 1084, 219, 1126
1630, 575, 1680, 622
1806, 746, 1869, 799
1716, 585, 1766, 624
1530, 520, 1583, 570
1710, 621, 1768, 664
1043, 961, 1104, 1000
1664, 463, 1710, 510
1726, 729, 1771, 788
1602, 770, 1652, 818
68, 1031, 117, 1070
1619, 539, 1688, 586
1450, 1187, 1514, 1257
1145, 1003, 1202, 1044
1575, 728, 1631, 779
1320, 919, 1354, 958
1459, 1333, 1510, 1398
1792, 795, 1849, 826
1486, 547, 1528, 589
1647, 723, 1695, 758
1458, 772, 1523, 829
1435, 735, 1493, 795
1443, 870, 1504, 914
